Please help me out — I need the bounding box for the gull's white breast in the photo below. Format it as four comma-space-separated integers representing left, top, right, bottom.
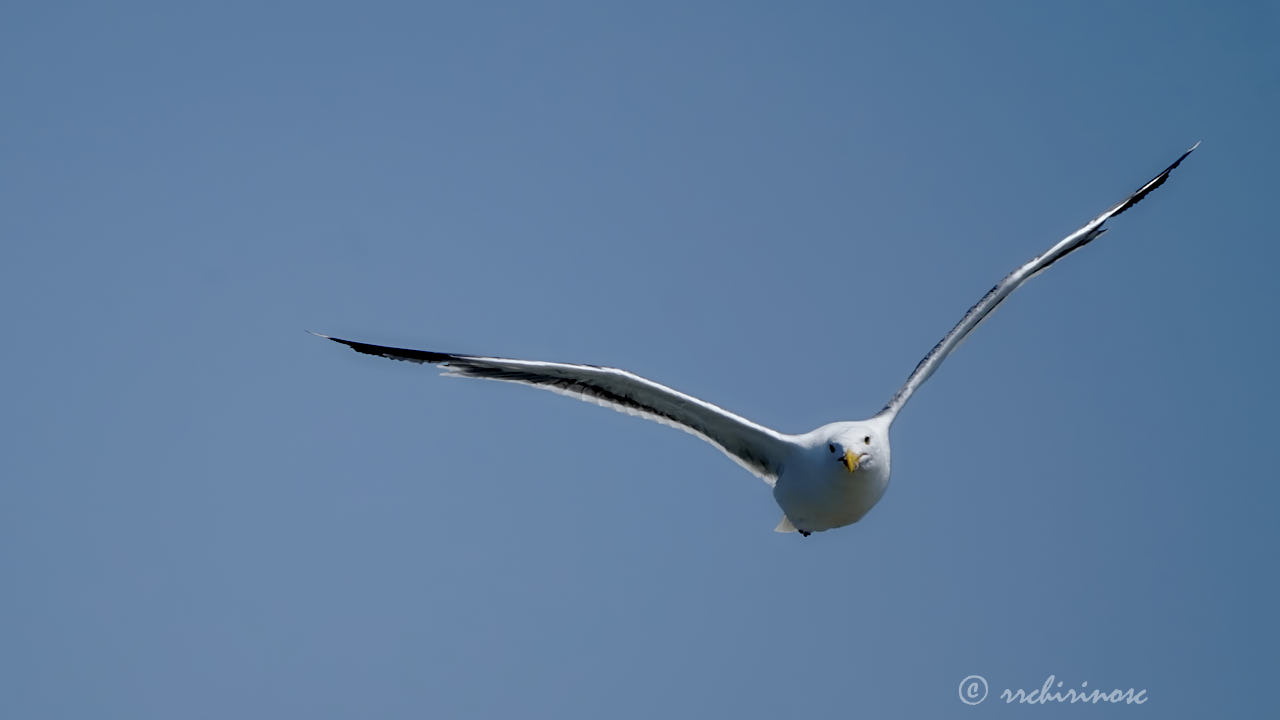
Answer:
773, 449, 892, 533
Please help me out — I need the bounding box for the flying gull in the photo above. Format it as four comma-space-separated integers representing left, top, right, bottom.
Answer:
314, 143, 1198, 536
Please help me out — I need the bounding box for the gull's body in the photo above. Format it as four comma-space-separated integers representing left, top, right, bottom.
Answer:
773, 422, 892, 533
315, 144, 1197, 536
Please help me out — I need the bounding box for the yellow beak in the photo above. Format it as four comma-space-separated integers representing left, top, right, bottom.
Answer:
842, 450, 862, 473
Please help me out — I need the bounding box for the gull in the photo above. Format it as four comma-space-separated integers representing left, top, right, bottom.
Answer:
314, 143, 1198, 536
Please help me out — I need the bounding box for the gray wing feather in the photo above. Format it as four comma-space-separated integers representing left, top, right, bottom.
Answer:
878, 142, 1199, 421
313, 333, 796, 485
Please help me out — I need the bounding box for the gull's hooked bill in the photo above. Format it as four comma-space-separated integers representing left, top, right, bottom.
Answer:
842, 450, 862, 473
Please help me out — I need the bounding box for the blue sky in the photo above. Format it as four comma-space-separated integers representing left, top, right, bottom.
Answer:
2, 1, 1277, 717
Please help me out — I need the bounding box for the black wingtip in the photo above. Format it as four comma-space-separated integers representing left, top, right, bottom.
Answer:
312, 332, 458, 365
1108, 141, 1200, 220
309, 331, 366, 352
1167, 140, 1200, 170
308, 330, 356, 348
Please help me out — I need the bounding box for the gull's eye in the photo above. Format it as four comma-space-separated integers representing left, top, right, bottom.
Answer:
863, 436, 871, 445
828, 443, 836, 453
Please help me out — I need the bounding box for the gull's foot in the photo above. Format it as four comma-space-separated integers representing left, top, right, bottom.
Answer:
799, 529, 811, 537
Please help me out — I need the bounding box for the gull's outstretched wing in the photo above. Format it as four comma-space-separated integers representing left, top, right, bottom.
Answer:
313, 333, 798, 485
878, 142, 1199, 422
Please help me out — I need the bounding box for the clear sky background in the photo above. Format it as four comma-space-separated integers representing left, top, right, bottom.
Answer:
2, 1, 1277, 717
